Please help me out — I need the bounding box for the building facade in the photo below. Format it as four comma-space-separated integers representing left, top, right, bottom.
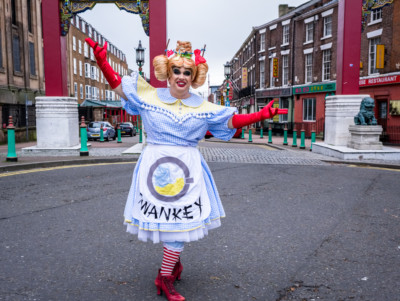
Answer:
229, 31, 257, 117
0, 0, 45, 142
0, 2, 134, 143
67, 14, 131, 125
225, 0, 400, 144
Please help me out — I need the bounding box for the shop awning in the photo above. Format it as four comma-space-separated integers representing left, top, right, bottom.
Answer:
80, 99, 122, 108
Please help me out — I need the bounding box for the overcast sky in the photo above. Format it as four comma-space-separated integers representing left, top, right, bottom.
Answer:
80, 0, 309, 95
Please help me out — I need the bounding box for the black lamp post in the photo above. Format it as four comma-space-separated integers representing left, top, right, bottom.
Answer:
135, 40, 145, 143
135, 40, 145, 76
224, 61, 232, 107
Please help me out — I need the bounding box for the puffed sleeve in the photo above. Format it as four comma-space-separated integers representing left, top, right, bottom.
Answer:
207, 106, 237, 141
120, 71, 144, 116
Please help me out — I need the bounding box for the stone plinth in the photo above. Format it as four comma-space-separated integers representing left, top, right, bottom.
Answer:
35, 97, 79, 148
312, 142, 400, 161
324, 94, 370, 146
347, 125, 383, 150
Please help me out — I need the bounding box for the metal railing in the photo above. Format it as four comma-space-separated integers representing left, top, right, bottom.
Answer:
2, 104, 36, 128
385, 125, 400, 144
293, 118, 325, 139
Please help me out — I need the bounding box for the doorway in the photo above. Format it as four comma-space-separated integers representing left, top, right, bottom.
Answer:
377, 99, 388, 141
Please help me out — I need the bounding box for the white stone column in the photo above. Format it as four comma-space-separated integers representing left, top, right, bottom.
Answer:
35, 97, 79, 148
324, 94, 369, 146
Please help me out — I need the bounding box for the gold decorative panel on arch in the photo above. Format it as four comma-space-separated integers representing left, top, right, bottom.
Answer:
60, 0, 149, 36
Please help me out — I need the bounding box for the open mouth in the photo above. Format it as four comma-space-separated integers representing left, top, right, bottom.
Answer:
177, 81, 186, 88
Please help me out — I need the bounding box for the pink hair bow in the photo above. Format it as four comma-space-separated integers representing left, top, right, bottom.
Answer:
166, 50, 174, 58
194, 49, 206, 66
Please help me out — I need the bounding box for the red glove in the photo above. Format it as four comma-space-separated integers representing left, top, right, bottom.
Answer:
231, 100, 288, 129
85, 38, 121, 89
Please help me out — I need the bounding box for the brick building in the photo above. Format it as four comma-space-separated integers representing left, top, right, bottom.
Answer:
225, 0, 400, 144
0, 2, 134, 143
0, 0, 45, 142
291, 0, 338, 137
229, 30, 257, 116
357, 0, 400, 143
67, 15, 132, 125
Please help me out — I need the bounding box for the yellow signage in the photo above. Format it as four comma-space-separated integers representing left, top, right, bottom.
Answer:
273, 58, 279, 78
241, 67, 248, 89
272, 99, 280, 122
376, 44, 384, 69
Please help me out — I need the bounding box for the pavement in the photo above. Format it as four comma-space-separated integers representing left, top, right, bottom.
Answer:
1, 133, 400, 172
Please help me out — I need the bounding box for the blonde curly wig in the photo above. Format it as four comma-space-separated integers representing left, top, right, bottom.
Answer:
153, 40, 208, 89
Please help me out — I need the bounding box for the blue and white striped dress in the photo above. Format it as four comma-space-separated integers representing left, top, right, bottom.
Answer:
121, 72, 237, 243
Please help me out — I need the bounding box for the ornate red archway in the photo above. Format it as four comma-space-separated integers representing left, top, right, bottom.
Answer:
42, 0, 166, 97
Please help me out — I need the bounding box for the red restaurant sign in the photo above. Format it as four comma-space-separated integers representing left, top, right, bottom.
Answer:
229, 81, 233, 100
359, 75, 400, 87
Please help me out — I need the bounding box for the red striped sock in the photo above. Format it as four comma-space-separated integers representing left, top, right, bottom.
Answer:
160, 247, 181, 276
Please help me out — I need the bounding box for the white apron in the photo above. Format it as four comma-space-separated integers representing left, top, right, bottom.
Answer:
131, 144, 211, 224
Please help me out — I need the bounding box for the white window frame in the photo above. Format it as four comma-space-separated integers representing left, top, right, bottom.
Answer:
322, 49, 331, 81
79, 60, 82, 77
282, 25, 290, 45
78, 40, 82, 54
73, 58, 77, 75
84, 63, 90, 78
269, 57, 275, 87
323, 16, 332, 38
282, 55, 289, 86
75, 16, 79, 29
80, 84, 83, 99
72, 36, 76, 51
371, 8, 382, 23
303, 98, 316, 121
305, 22, 314, 43
259, 60, 265, 89
92, 86, 97, 100
260, 32, 265, 51
305, 53, 313, 84
91, 66, 96, 80
85, 85, 91, 99
84, 43, 89, 58
74, 82, 78, 98
369, 37, 381, 75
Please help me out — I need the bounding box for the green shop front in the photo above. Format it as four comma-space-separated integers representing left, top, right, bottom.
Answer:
292, 82, 336, 137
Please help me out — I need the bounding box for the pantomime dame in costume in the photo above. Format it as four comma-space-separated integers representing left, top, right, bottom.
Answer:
86, 38, 287, 301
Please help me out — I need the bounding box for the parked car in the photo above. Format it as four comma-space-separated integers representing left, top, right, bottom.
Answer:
205, 128, 242, 139
87, 121, 116, 141
119, 122, 137, 137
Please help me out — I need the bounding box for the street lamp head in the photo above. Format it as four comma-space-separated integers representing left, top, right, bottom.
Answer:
135, 40, 145, 66
224, 61, 231, 78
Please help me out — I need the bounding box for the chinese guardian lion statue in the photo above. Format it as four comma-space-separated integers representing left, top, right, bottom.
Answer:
354, 97, 378, 125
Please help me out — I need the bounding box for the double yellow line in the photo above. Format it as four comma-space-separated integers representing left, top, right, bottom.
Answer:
0, 161, 137, 178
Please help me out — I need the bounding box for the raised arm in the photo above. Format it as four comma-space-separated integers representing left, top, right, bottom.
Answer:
85, 38, 127, 99
228, 100, 288, 129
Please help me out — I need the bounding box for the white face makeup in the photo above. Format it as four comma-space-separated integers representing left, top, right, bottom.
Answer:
168, 66, 193, 99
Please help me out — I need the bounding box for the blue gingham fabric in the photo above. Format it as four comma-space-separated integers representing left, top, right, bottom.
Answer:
121, 72, 237, 243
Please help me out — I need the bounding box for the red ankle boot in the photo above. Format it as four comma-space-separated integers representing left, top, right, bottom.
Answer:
155, 270, 185, 301
172, 259, 183, 281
